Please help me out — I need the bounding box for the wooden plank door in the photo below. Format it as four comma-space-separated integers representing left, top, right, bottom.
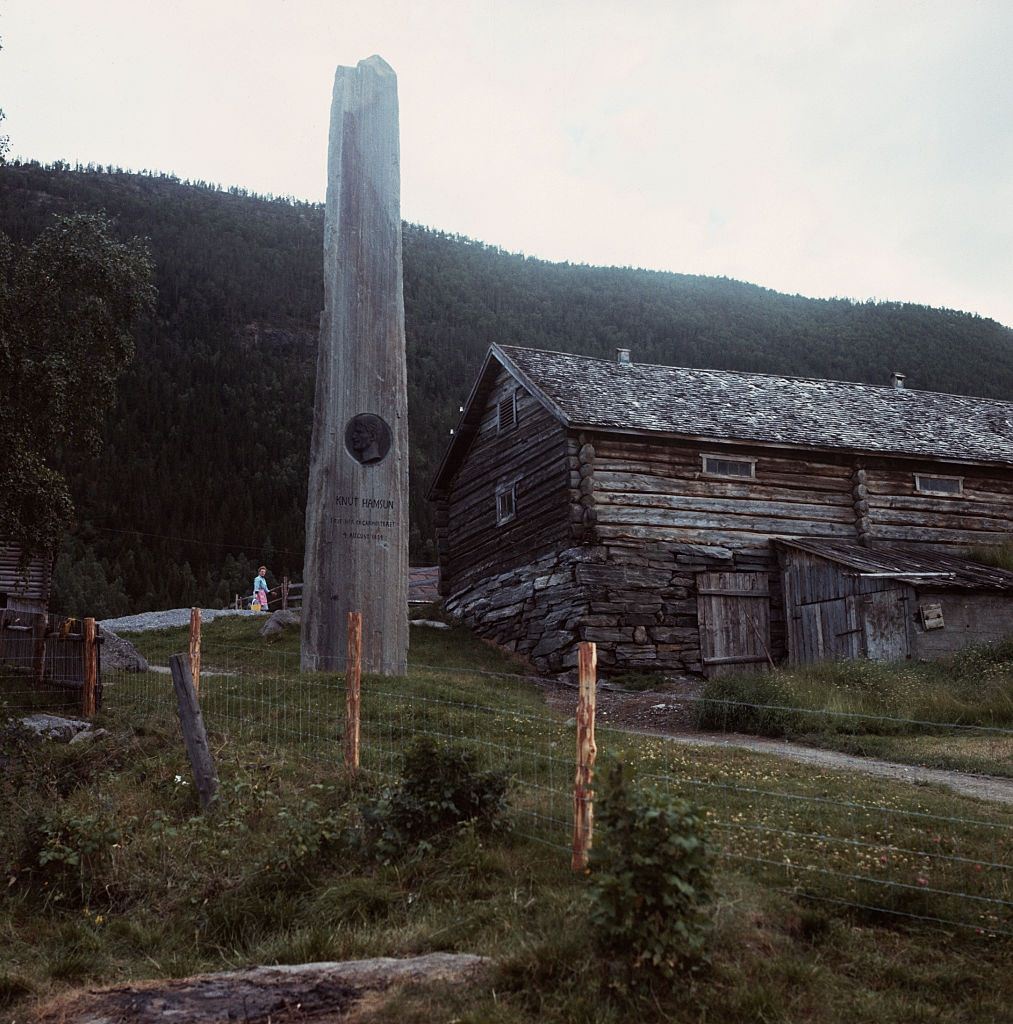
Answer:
697, 572, 772, 678
860, 590, 911, 661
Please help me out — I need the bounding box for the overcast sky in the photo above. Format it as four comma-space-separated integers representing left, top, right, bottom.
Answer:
3, 0, 1012, 328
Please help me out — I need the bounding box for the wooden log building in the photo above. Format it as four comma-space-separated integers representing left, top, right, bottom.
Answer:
429, 345, 1013, 676
0, 540, 52, 615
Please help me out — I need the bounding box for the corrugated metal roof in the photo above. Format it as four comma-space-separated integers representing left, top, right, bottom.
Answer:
776, 539, 1013, 590
497, 345, 1013, 465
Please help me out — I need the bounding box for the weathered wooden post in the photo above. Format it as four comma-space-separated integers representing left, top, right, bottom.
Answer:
301, 55, 409, 676
168, 653, 219, 810
345, 611, 362, 774
188, 607, 202, 697
282, 576, 290, 611
81, 617, 98, 717
572, 641, 597, 872
32, 612, 48, 686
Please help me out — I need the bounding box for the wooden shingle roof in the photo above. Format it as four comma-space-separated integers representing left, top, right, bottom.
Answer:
497, 345, 1013, 466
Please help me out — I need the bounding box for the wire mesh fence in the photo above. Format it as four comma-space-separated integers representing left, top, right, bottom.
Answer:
27, 630, 1013, 940
0, 612, 103, 717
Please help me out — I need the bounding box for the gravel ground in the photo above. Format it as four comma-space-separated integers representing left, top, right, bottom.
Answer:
99, 608, 253, 633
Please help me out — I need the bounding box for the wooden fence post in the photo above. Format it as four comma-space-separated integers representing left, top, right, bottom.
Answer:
572, 641, 597, 872
32, 612, 48, 687
168, 653, 219, 809
282, 576, 290, 610
345, 611, 362, 774
189, 608, 202, 697
81, 617, 98, 717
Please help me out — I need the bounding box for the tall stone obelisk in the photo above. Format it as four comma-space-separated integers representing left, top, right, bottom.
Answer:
301, 55, 409, 675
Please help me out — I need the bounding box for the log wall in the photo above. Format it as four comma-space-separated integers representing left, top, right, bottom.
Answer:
591, 436, 859, 550
0, 542, 51, 608
862, 459, 1013, 552
438, 368, 571, 594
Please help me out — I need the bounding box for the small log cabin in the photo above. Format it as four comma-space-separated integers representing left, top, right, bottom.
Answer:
429, 345, 1013, 676
0, 541, 51, 615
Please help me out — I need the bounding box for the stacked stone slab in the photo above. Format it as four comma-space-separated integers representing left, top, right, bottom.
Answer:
302, 56, 409, 675
444, 541, 782, 677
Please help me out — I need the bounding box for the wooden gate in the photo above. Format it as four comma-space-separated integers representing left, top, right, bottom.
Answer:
697, 572, 772, 678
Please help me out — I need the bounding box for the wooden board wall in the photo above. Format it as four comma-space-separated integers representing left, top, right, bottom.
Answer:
440, 368, 571, 593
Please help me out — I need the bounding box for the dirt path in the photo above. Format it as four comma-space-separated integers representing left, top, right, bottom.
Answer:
538, 679, 1013, 806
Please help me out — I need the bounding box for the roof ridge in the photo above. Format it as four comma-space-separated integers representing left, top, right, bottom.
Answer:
500, 344, 1013, 406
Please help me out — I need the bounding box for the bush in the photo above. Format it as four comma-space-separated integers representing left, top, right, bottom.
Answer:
589, 763, 712, 989
24, 806, 127, 907
363, 738, 508, 860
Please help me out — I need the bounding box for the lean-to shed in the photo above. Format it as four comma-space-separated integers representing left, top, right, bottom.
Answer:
776, 539, 1013, 663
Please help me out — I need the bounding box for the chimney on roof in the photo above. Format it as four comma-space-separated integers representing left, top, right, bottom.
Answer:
891, 372, 906, 390
616, 348, 631, 365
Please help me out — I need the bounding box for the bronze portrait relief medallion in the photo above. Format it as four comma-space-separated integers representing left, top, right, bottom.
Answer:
345, 413, 392, 465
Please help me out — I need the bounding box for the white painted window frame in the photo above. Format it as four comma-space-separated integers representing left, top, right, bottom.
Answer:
914, 473, 963, 496
701, 453, 757, 479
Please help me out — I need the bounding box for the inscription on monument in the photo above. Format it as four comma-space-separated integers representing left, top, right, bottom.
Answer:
334, 492, 398, 541
344, 414, 392, 465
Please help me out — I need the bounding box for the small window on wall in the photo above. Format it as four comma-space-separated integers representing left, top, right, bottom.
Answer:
497, 391, 517, 433
496, 483, 517, 524
702, 454, 756, 479
915, 474, 963, 496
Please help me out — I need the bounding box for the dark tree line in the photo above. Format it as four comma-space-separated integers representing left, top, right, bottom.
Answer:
1, 161, 1010, 614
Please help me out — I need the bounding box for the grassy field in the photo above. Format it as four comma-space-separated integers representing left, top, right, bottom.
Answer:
698, 640, 1013, 777
1, 616, 1012, 1023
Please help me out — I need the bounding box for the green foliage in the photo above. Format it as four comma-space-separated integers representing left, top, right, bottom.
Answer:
2, 624, 1013, 1021
589, 763, 713, 989
26, 806, 126, 907
969, 540, 1013, 571
694, 639, 1013, 776
611, 671, 664, 692
0, 210, 154, 559
265, 793, 347, 874
697, 637, 1013, 739
363, 738, 508, 860
49, 533, 132, 618
2, 162, 1012, 611
0, 972, 32, 1010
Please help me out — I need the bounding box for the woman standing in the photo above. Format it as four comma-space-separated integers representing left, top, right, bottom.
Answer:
252, 566, 270, 612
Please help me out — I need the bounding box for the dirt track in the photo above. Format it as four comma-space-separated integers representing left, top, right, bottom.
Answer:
538, 679, 1013, 806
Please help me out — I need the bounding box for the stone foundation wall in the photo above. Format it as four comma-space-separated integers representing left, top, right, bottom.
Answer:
577, 542, 783, 676
444, 546, 603, 673
444, 542, 784, 677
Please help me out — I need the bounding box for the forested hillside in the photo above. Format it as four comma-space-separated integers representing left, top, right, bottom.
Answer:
3, 161, 1012, 614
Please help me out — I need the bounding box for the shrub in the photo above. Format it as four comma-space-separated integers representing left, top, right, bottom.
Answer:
589, 763, 712, 990
363, 738, 508, 860
25, 807, 126, 907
